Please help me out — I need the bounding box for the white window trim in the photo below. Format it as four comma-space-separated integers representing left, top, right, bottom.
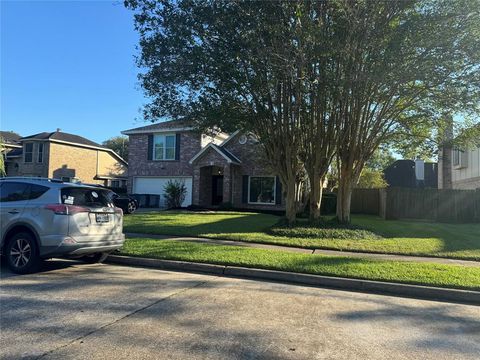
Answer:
37, 143, 44, 163
153, 133, 176, 161
24, 143, 34, 163
247, 176, 276, 205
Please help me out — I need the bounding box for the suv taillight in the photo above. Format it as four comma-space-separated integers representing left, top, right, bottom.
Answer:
45, 204, 89, 215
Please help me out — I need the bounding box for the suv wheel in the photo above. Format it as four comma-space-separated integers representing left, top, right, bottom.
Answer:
126, 200, 137, 214
6, 232, 41, 274
80, 252, 110, 264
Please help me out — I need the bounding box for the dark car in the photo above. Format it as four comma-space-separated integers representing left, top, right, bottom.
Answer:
106, 191, 138, 214
83, 184, 138, 214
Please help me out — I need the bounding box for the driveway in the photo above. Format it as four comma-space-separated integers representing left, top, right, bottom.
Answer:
1, 261, 479, 360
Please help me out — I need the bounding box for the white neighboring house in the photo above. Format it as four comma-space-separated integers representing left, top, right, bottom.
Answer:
439, 144, 480, 190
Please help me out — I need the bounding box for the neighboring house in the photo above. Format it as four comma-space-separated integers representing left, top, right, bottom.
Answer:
3, 129, 128, 187
0, 131, 23, 175
122, 120, 284, 209
439, 144, 480, 190
383, 159, 438, 188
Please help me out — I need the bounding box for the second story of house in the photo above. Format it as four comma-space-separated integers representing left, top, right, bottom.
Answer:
122, 120, 229, 178
3, 130, 128, 187
449, 146, 480, 189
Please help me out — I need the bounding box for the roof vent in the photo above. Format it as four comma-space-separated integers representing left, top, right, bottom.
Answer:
56, 128, 61, 132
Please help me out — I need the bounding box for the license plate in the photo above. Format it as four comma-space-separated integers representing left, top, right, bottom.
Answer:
96, 213, 110, 223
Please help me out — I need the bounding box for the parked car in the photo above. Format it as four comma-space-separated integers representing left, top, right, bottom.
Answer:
0, 177, 125, 274
83, 184, 138, 214
107, 191, 138, 214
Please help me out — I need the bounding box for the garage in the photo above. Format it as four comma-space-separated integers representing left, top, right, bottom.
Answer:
132, 177, 193, 207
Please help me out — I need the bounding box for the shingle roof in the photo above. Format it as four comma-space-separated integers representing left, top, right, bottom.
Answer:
122, 119, 193, 134
6, 148, 23, 157
0, 131, 21, 145
214, 144, 241, 163
21, 131, 103, 148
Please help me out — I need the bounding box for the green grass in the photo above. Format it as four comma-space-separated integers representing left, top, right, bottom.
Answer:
124, 211, 480, 260
119, 238, 480, 290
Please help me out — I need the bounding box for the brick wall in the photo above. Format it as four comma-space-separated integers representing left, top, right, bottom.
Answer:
127, 131, 202, 193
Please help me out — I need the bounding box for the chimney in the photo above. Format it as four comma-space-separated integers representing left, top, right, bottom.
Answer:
56, 128, 61, 132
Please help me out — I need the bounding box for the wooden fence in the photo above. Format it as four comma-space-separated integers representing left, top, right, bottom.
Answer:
351, 187, 480, 223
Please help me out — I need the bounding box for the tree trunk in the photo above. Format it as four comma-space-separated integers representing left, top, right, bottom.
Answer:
336, 166, 354, 223
309, 172, 323, 222
285, 178, 297, 225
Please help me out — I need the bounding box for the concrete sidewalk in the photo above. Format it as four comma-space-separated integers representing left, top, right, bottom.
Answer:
125, 232, 480, 267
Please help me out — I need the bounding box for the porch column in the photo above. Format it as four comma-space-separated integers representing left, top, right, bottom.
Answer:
223, 165, 232, 204
192, 166, 201, 205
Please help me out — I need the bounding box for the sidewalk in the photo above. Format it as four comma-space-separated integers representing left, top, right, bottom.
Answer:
125, 233, 480, 267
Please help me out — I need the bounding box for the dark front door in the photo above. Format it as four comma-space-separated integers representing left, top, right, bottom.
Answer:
211, 175, 224, 205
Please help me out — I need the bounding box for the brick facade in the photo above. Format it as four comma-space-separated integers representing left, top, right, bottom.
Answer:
127, 131, 202, 193
125, 123, 285, 211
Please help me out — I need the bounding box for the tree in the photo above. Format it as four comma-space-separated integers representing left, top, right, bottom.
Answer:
102, 136, 129, 161
356, 168, 388, 189
332, 0, 480, 222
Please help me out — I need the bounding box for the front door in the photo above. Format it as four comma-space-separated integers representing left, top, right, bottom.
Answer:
211, 175, 223, 205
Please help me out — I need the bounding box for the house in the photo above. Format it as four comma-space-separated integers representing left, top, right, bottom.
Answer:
438, 144, 480, 190
3, 129, 128, 187
122, 120, 284, 209
0, 131, 23, 171
383, 159, 438, 188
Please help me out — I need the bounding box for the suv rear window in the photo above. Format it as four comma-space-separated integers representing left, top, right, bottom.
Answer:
61, 187, 112, 208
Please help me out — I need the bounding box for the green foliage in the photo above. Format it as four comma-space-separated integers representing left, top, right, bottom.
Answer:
356, 168, 388, 189
163, 180, 187, 208
102, 136, 129, 160
0, 138, 6, 177
269, 223, 381, 240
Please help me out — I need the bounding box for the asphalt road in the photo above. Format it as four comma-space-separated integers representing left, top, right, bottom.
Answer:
1, 261, 479, 360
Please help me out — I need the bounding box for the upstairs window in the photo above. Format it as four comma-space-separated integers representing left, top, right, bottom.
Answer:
24, 143, 33, 163
154, 134, 176, 160
37, 143, 44, 163
453, 148, 468, 169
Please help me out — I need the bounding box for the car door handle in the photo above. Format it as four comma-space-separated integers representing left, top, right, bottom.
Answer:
8, 210, 20, 214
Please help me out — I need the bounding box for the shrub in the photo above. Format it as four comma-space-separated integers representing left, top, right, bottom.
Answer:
164, 180, 187, 208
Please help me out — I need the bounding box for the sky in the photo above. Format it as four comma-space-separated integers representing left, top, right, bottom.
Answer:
1, 0, 147, 144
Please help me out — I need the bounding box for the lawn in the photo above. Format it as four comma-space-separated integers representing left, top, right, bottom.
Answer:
119, 238, 480, 290
123, 211, 480, 260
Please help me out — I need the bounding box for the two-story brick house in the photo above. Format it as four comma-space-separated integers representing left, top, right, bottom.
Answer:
4, 130, 127, 187
122, 120, 284, 209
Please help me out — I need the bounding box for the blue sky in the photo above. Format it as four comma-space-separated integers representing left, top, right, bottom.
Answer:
1, 0, 146, 144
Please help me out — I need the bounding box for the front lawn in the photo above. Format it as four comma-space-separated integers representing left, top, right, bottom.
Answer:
119, 238, 480, 290
123, 211, 480, 260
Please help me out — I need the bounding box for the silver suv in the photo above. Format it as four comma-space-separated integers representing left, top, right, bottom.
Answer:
0, 177, 125, 273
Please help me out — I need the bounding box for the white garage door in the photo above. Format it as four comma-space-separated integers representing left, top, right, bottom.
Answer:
133, 177, 193, 208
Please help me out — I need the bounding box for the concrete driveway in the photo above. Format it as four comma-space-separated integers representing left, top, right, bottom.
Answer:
1, 261, 479, 360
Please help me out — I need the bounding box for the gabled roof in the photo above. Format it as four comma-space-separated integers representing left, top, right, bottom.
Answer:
122, 120, 194, 135
5, 148, 23, 158
21, 131, 102, 148
189, 143, 241, 165
19, 131, 128, 165
0, 131, 22, 145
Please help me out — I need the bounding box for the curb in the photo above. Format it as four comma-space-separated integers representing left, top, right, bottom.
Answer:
106, 255, 480, 305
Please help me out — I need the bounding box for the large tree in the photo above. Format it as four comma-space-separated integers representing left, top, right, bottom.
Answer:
331, 0, 480, 222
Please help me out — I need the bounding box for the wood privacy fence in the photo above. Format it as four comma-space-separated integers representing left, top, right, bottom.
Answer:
351, 187, 480, 223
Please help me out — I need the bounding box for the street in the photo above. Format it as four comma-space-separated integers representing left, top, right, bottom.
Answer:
1, 261, 479, 360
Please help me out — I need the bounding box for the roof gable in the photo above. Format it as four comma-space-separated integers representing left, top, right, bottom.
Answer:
122, 120, 194, 134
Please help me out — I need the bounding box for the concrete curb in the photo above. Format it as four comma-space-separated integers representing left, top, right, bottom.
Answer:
106, 255, 480, 305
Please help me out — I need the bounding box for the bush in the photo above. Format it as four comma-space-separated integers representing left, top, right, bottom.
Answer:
164, 180, 187, 208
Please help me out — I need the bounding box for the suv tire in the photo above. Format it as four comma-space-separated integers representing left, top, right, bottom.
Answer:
6, 232, 41, 274
126, 200, 137, 214
80, 252, 110, 264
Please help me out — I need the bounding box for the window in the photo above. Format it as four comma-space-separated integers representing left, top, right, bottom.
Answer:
28, 184, 49, 200
24, 143, 33, 163
61, 187, 111, 207
248, 176, 275, 204
111, 180, 120, 188
0, 182, 30, 202
61, 177, 71, 182
37, 143, 44, 163
154, 134, 176, 160
453, 148, 468, 168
